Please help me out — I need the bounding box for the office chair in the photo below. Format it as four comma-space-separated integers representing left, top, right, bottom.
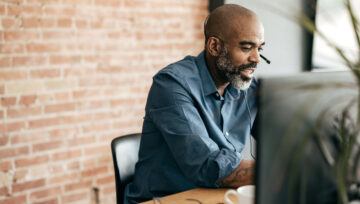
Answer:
111, 133, 141, 204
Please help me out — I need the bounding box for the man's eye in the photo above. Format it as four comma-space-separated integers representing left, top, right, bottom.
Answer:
258, 47, 264, 52
241, 47, 251, 51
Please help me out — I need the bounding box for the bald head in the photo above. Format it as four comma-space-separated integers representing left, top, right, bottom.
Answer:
204, 4, 260, 43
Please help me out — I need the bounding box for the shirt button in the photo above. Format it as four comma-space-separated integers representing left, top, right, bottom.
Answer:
225, 132, 229, 136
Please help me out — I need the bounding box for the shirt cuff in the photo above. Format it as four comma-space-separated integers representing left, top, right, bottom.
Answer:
215, 150, 243, 187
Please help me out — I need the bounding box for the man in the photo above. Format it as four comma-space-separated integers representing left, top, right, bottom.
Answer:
125, 4, 265, 203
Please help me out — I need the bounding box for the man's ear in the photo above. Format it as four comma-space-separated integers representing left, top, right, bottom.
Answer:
206, 37, 222, 57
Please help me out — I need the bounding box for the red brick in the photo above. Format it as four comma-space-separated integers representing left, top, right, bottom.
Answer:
0, 135, 8, 145
64, 67, 95, 77
21, 17, 38, 28
4, 121, 26, 133
49, 172, 80, 185
30, 69, 60, 78
77, 100, 105, 111
113, 120, 138, 130
50, 55, 81, 65
33, 140, 63, 152
82, 123, 111, 134
67, 136, 95, 147
29, 117, 62, 129
83, 55, 111, 64
30, 186, 61, 201
96, 175, 114, 185
72, 89, 100, 100
93, 112, 116, 120
39, 18, 57, 28
45, 103, 75, 114
110, 98, 135, 107
98, 154, 112, 165
0, 57, 11, 68
0, 86, 4, 97
0, 86, 4, 95
15, 155, 49, 168
27, 43, 61, 53
81, 166, 108, 178
52, 149, 82, 161
0, 70, 27, 80
0, 5, 5, 15
75, 19, 88, 28
2, 18, 21, 29
67, 161, 80, 170
97, 65, 124, 73
11, 131, 48, 145
0, 161, 12, 171
0, 146, 29, 159
13, 56, 47, 67
65, 180, 92, 192
61, 114, 91, 124
12, 178, 46, 193
0, 194, 26, 204
1, 97, 17, 107
102, 184, 116, 195
4, 30, 41, 42
44, 6, 75, 16
42, 31, 75, 40
62, 0, 92, 4
13, 169, 28, 182
37, 93, 55, 103
2, 0, 24, 3
7, 106, 42, 118
48, 127, 78, 139
49, 164, 65, 174
7, 4, 42, 16
83, 158, 96, 169
0, 43, 23, 54
33, 198, 58, 204
21, 17, 56, 28
55, 92, 71, 101
57, 18, 72, 27
19, 95, 37, 106
27, 0, 59, 3
95, 0, 120, 7
62, 192, 88, 203
0, 186, 9, 196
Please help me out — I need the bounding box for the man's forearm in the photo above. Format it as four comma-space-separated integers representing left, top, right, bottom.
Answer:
218, 159, 255, 187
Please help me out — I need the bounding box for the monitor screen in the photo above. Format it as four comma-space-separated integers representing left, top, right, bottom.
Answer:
254, 71, 358, 204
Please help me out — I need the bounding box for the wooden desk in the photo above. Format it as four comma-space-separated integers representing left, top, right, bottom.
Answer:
140, 188, 231, 204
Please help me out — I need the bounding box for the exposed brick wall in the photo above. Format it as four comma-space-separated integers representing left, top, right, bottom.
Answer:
0, 0, 208, 203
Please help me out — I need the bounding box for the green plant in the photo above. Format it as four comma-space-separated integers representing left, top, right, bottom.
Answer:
253, 0, 360, 203
296, 1, 359, 203
286, 0, 359, 203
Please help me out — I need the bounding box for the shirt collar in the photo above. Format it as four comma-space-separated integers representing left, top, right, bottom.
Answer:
225, 84, 242, 100
195, 51, 242, 99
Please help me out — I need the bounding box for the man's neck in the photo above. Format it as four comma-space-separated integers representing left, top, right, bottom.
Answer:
205, 52, 230, 96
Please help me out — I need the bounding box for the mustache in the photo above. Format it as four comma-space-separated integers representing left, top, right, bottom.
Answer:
239, 62, 257, 70
228, 62, 257, 75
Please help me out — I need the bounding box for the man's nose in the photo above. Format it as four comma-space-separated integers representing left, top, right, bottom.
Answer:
249, 50, 261, 64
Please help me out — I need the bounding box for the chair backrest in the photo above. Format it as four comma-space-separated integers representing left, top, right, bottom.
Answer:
111, 133, 141, 204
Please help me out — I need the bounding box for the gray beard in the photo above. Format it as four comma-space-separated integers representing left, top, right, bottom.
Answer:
215, 47, 253, 90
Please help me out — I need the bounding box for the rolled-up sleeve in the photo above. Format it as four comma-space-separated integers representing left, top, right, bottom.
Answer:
148, 72, 242, 187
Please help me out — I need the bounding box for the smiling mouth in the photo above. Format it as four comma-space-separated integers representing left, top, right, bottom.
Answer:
240, 68, 256, 79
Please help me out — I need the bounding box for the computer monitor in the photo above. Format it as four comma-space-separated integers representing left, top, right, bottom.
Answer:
254, 71, 358, 204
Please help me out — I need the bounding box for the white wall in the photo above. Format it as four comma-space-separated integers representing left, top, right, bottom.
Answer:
225, 0, 308, 76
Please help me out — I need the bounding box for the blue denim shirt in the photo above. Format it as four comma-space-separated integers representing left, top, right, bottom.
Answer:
125, 51, 257, 204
